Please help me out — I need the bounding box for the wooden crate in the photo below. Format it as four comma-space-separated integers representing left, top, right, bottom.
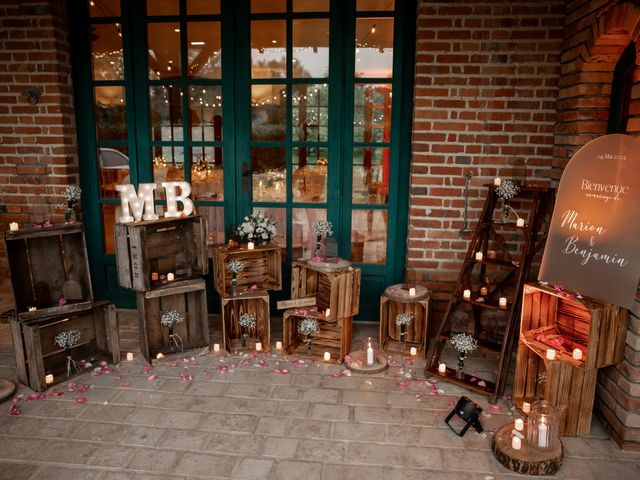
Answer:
520, 283, 628, 369
290, 261, 361, 319
283, 309, 352, 362
136, 278, 209, 364
212, 244, 282, 297
9, 301, 119, 391
379, 285, 430, 357
4, 223, 93, 320
115, 215, 208, 291
513, 340, 598, 436
221, 290, 270, 353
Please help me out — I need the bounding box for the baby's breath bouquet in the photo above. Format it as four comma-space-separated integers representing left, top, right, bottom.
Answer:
495, 180, 520, 222
62, 184, 82, 222
450, 332, 478, 375
312, 219, 333, 258
54, 329, 81, 378
395, 313, 413, 353
239, 313, 256, 348
226, 259, 245, 294
160, 310, 184, 352
298, 317, 320, 355
236, 211, 277, 244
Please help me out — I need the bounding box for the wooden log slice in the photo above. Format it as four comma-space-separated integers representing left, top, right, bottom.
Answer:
492, 422, 563, 476
345, 350, 388, 374
0, 378, 16, 403
305, 258, 351, 272
384, 283, 430, 302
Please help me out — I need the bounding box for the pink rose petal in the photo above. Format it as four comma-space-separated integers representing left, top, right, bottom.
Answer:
122, 381, 132, 387
143, 365, 153, 374
489, 404, 502, 413
147, 375, 157, 381
478, 380, 486, 387
74, 396, 87, 404
9, 404, 21, 416
330, 373, 341, 379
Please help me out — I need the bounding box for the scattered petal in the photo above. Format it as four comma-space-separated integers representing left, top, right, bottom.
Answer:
9, 404, 21, 416
147, 375, 157, 381
489, 404, 502, 413
273, 368, 290, 375
74, 396, 87, 404
122, 381, 132, 387
478, 380, 486, 387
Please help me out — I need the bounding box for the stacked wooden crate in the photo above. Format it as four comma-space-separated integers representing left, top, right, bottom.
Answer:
115, 216, 210, 364
514, 283, 628, 435
212, 244, 281, 352
4, 224, 120, 391
282, 260, 360, 361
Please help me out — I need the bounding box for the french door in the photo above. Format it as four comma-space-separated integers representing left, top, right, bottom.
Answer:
70, 0, 415, 320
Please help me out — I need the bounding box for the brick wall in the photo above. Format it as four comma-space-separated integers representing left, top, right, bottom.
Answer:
0, 0, 77, 313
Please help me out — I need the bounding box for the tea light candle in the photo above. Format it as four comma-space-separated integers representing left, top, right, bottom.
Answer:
438, 363, 446, 374
45, 374, 54, 385
167, 272, 175, 282
515, 418, 524, 431
538, 421, 549, 448
516, 218, 525, 227
255, 342, 263, 352
487, 250, 496, 259
248, 241, 255, 250
410, 347, 417, 356
499, 297, 507, 308
366, 343, 374, 366
324, 351, 331, 361
475, 251, 483, 261
494, 177, 502, 186
480, 286, 488, 296
325, 308, 331, 317
512, 436, 522, 450
28, 306, 37, 312
9, 222, 19, 231
151, 272, 159, 282
276, 341, 283, 351
572, 348, 583, 360
156, 352, 164, 359
463, 289, 471, 300
126, 352, 134, 361
522, 402, 531, 414
408, 287, 416, 297
213, 343, 220, 352
546, 348, 556, 360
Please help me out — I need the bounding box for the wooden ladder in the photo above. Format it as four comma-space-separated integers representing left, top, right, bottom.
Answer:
426, 185, 555, 402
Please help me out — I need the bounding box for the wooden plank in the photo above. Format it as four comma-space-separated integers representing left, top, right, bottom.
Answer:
104, 303, 120, 363
23, 323, 45, 391
9, 318, 28, 384
276, 297, 316, 309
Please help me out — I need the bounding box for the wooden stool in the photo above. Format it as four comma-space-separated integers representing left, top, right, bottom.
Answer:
379, 283, 430, 357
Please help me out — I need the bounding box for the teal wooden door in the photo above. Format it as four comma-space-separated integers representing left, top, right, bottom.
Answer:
69, 0, 415, 320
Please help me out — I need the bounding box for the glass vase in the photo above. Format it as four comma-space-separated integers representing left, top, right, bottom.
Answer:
231, 274, 237, 295
501, 202, 510, 223
64, 208, 75, 223
315, 235, 323, 258
241, 331, 247, 348
456, 352, 466, 379
527, 400, 560, 451
306, 336, 313, 356
399, 325, 406, 354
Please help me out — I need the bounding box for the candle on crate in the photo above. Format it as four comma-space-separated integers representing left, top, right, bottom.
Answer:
156, 352, 164, 359
475, 251, 483, 261
247, 241, 255, 250
522, 402, 531, 414
538, 421, 549, 448
512, 436, 522, 450
410, 347, 417, 356
480, 286, 488, 296
126, 352, 134, 361
408, 287, 416, 297
516, 218, 525, 227
545, 348, 556, 360
28, 306, 37, 312
167, 272, 175, 282
366, 342, 374, 366
276, 341, 283, 351
438, 363, 446, 374
487, 250, 496, 259
9, 222, 19, 231
255, 342, 263, 352
572, 348, 583, 360
213, 343, 220, 352
45, 374, 54, 385
515, 418, 524, 431
324, 351, 331, 361
462, 289, 471, 300
151, 272, 159, 282
494, 177, 502, 186
325, 308, 331, 317
499, 297, 507, 308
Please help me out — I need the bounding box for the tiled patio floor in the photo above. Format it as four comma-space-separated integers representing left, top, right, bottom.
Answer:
0, 312, 638, 480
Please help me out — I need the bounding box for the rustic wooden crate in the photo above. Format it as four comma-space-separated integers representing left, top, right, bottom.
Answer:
379, 286, 430, 357
513, 340, 598, 436
136, 278, 209, 364
221, 290, 270, 353
4, 223, 93, 320
282, 309, 352, 362
520, 283, 628, 369
213, 244, 282, 297
115, 215, 208, 291
9, 300, 119, 391
290, 261, 361, 319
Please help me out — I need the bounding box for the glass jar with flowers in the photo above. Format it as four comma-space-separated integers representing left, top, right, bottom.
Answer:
298, 317, 320, 356
238, 313, 257, 348
160, 310, 184, 352
54, 329, 81, 378
63, 184, 82, 223
395, 313, 413, 354
450, 332, 478, 378
312, 219, 333, 258
226, 260, 245, 295
495, 179, 520, 223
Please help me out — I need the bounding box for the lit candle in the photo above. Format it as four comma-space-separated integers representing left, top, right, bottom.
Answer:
366, 343, 374, 366
546, 348, 556, 360
126, 352, 134, 361
438, 363, 446, 374
325, 308, 331, 317
494, 177, 502, 186
512, 436, 522, 450
480, 286, 488, 296
499, 297, 507, 308
248, 241, 255, 250
522, 402, 531, 414
463, 289, 471, 300
475, 251, 483, 261
167, 272, 175, 282
408, 287, 416, 297
487, 250, 496, 259
538, 421, 549, 448
324, 351, 331, 361
515, 418, 524, 431
213, 343, 220, 352
28, 306, 37, 312
255, 342, 263, 352
516, 218, 525, 227
151, 272, 159, 282
572, 348, 583, 360
156, 352, 164, 360
276, 341, 283, 351
410, 347, 417, 356
9, 222, 19, 231
45, 374, 54, 385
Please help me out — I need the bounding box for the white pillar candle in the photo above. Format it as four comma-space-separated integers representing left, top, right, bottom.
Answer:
45, 374, 54, 385
494, 177, 502, 186
522, 402, 531, 414
463, 289, 471, 300
247, 241, 255, 250
324, 351, 331, 361
499, 297, 507, 308
572, 348, 583, 360
475, 251, 483, 261
512, 436, 522, 450
276, 341, 283, 351
408, 287, 416, 297
325, 308, 331, 317
438, 363, 446, 374
538, 421, 549, 448
515, 418, 524, 431
126, 352, 134, 361
156, 352, 164, 359
9, 222, 19, 231
366, 344, 374, 366
516, 218, 525, 227
28, 306, 37, 312
410, 347, 417, 356
213, 343, 220, 352
167, 272, 175, 281
255, 342, 263, 351
545, 348, 556, 360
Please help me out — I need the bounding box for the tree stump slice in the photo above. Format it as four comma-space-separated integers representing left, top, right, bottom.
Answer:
0, 378, 16, 403
345, 350, 388, 374
492, 422, 563, 476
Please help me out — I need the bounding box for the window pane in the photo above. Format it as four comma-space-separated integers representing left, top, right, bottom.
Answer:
293, 208, 327, 259
251, 84, 286, 141
253, 207, 286, 252
293, 0, 329, 12
98, 147, 130, 199
148, 23, 181, 79
152, 147, 184, 194
352, 147, 390, 205
357, 0, 394, 11
355, 18, 393, 78
149, 85, 183, 142
94, 86, 126, 141
351, 209, 387, 264
198, 206, 225, 251
189, 85, 222, 141
293, 148, 328, 203
293, 19, 329, 78
102, 204, 118, 254
89, 0, 120, 17
91, 24, 123, 81
251, 20, 286, 79
188, 22, 222, 79
251, 0, 286, 13
187, 0, 220, 14
251, 147, 286, 203
354, 84, 392, 142
147, 0, 179, 15
293, 83, 328, 142
191, 147, 224, 201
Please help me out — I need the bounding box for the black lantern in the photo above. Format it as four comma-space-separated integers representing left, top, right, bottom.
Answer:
445, 396, 484, 437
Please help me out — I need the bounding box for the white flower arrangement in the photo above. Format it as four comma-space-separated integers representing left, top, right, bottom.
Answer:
54, 330, 81, 350
239, 313, 257, 330
395, 313, 413, 326
495, 179, 520, 201
312, 219, 333, 238
160, 310, 184, 328
450, 333, 478, 354
227, 259, 245, 275
65, 185, 82, 204
236, 211, 277, 243
298, 317, 320, 336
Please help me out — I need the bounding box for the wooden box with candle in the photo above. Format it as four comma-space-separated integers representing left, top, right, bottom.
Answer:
290, 261, 361, 320
282, 309, 352, 362
212, 243, 282, 298
3, 223, 94, 321
9, 300, 119, 391
115, 215, 208, 292
221, 290, 270, 353
136, 278, 209, 364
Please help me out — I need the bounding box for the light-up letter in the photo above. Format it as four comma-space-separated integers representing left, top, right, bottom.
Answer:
115, 183, 158, 222
162, 181, 194, 218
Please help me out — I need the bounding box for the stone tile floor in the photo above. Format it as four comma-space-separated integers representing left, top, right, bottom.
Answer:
0, 312, 638, 480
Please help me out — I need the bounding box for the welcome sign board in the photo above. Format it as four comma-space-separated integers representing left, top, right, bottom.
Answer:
539, 134, 640, 309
